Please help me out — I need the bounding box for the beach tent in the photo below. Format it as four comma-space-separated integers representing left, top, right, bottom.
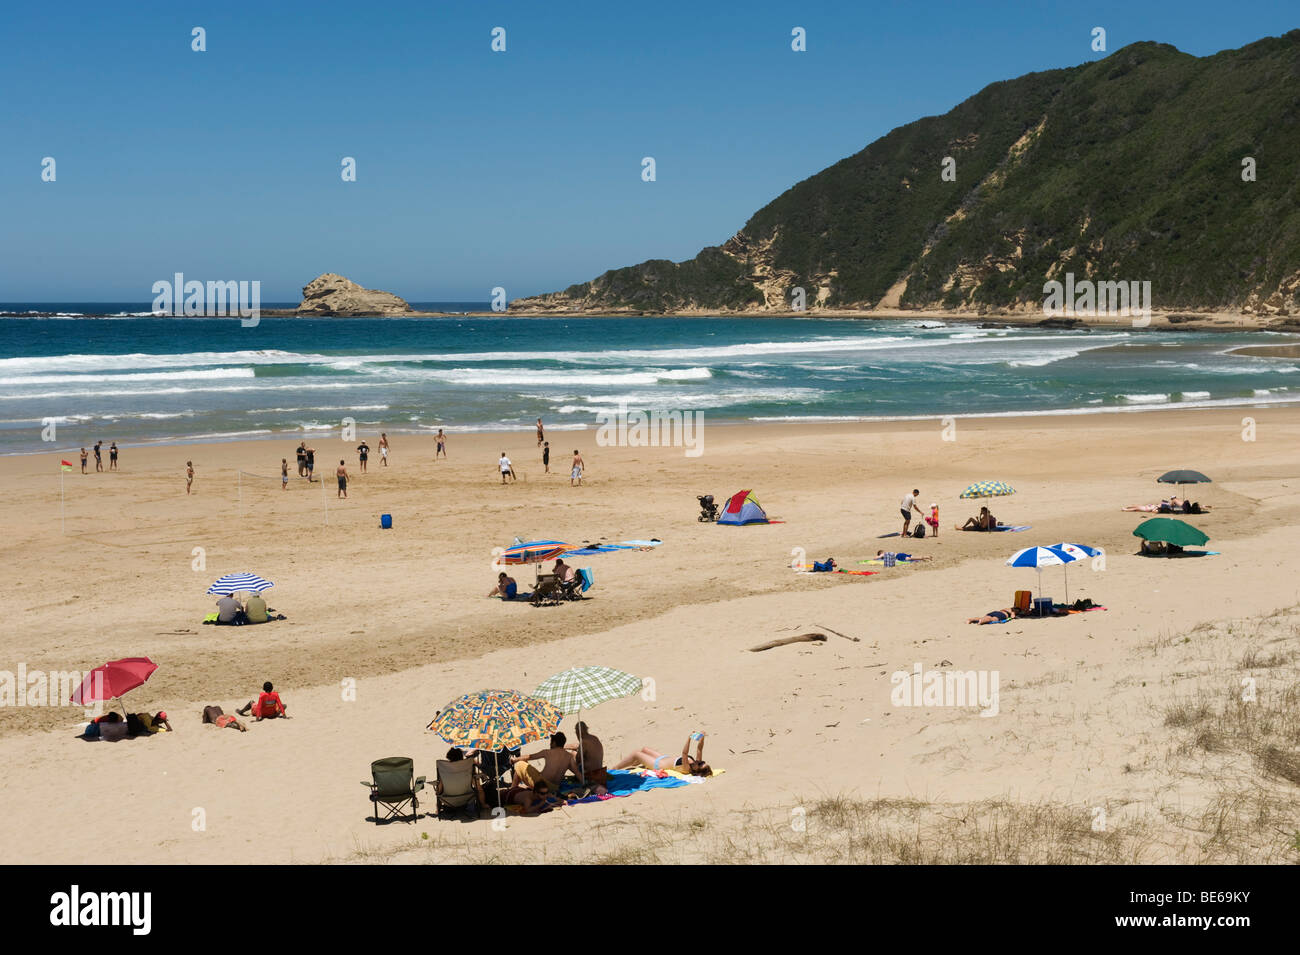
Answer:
717, 489, 769, 525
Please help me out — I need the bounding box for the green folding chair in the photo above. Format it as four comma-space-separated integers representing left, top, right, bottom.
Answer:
361, 756, 425, 824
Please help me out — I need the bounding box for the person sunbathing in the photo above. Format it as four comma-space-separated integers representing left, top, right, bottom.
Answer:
875, 550, 932, 562
967, 607, 1022, 625
957, 507, 996, 531
613, 731, 712, 776
202, 705, 247, 732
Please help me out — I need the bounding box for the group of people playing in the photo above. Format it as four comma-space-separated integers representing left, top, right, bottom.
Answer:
499, 444, 586, 485
79, 441, 119, 473
434, 725, 712, 816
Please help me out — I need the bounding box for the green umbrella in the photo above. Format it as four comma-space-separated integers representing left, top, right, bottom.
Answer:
534, 666, 642, 778
1132, 518, 1209, 547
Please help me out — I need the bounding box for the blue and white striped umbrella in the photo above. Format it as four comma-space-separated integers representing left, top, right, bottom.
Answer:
206, 572, 274, 595
1050, 543, 1100, 603
1005, 545, 1075, 604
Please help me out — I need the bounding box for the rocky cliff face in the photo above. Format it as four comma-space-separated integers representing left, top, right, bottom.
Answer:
295, 273, 411, 316
512, 32, 1300, 317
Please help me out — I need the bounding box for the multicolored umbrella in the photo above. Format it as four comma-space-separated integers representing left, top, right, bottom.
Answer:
498, 540, 569, 565
1133, 518, 1209, 548
959, 481, 1016, 499
207, 572, 274, 595
70, 656, 158, 715
534, 666, 641, 714
429, 689, 563, 752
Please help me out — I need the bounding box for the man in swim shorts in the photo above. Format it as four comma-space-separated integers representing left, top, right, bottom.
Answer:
900, 489, 921, 537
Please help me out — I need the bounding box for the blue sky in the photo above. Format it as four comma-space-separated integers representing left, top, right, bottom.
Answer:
1, 0, 1295, 301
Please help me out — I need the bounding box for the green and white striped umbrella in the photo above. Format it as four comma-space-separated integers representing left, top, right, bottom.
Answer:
534, 666, 642, 714
959, 480, 1016, 499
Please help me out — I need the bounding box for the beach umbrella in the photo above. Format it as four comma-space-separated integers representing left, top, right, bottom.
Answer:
1049, 542, 1101, 603
1156, 469, 1211, 490
429, 689, 563, 752
960, 481, 1016, 499
1133, 518, 1209, 548
207, 572, 274, 595
1005, 545, 1074, 602
70, 656, 158, 717
499, 540, 569, 565
534, 666, 642, 778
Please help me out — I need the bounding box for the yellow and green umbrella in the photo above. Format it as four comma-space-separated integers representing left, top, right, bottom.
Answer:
429, 689, 563, 751
959, 480, 1016, 499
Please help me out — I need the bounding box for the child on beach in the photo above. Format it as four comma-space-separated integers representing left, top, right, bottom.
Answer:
436, 429, 447, 458
570, 449, 584, 486
202, 705, 247, 732
281, 458, 289, 490
336, 460, 348, 498
237, 682, 287, 720
186, 461, 194, 494
379, 432, 389, 466
80, 448, 88, 473
926, 502, 939, 537
542, 441, 550, 473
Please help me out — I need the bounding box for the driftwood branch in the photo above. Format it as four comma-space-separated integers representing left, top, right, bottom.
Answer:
749, 633, 827, 652
813, 622, 860, 643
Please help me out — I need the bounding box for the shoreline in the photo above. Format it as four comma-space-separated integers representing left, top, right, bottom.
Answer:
8, 395, 1300, 458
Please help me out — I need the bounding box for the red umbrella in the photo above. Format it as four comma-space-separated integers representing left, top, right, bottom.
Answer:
71, 657, 158, 715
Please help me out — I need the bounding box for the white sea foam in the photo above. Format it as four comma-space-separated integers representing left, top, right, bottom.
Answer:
1120, 393, 1170, 403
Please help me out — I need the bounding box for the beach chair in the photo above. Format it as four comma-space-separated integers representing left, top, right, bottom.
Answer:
434, 759, 478, 820
361, 756, 425, 824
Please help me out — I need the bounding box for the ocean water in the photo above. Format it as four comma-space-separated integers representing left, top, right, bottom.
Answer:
0, 309, 1296, 454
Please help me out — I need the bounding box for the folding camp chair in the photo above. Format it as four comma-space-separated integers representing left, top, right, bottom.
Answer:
361, 756, 425, 824
434, 759, 479, 819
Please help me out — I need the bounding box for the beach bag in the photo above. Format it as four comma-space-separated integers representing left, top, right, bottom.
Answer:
912, 524, 926, 538
380, 513, 392, 529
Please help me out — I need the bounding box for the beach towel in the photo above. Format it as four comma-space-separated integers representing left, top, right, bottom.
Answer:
834, 569, 877, 577
992, 525, 1031, 532
202, 613, 218, 624
621, 539, 662, 547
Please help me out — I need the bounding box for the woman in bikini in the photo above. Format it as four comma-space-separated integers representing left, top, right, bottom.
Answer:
613, 731, 712, 776
968, 607, 1021, 625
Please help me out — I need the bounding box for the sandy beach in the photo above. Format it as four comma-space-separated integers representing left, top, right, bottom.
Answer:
1, 408, 1297, 864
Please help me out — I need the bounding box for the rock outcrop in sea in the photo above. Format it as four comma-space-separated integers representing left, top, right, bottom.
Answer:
295, 273, 411, 317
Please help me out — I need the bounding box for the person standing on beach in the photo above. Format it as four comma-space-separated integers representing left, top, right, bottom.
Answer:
499, 452, 515, 484
542, 441, 550, 474
94, 441, 103, 472
295, 442, 307, 477
305, 446, 316, 482
357, 439, 369, 473
900, 489, 922, 537
281, 458, 289, 490
537, 417, 545, 447
336, 459, 348, 498
379, 432, 389, 466
79, 448, 88, 474
186, 461, 194, 495
570, 449, 584, 486
436, 429, 447, 458
109, 442, 118, 470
